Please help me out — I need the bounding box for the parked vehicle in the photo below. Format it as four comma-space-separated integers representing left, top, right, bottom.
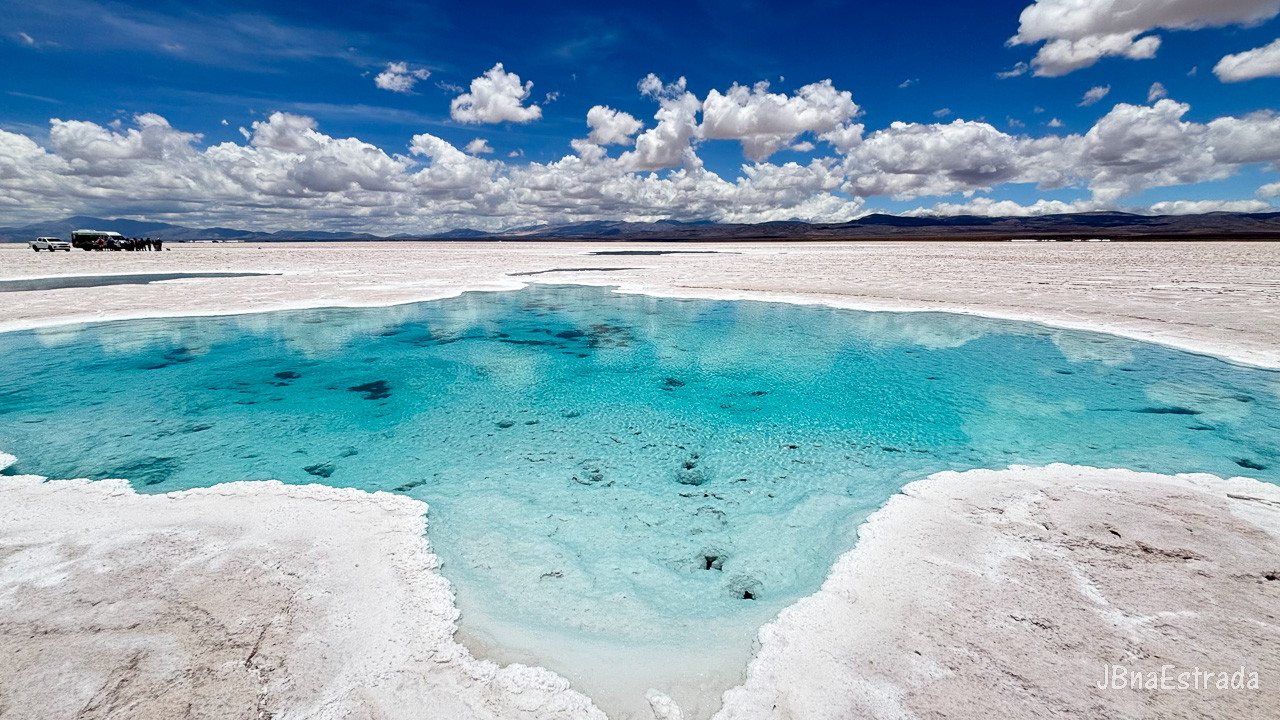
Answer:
29, 236, 72, 252
71, 229, 125, 250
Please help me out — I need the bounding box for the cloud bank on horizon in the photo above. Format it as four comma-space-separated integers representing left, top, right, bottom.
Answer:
0, 0, 1278, 233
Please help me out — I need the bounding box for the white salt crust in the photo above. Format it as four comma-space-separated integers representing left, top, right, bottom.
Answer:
3, 464, 1278, 719
0, 475, 607, 720
2, 241, 1278, 368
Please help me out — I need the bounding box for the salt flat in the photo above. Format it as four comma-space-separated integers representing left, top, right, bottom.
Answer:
2, 241, 1279, 719
2, 241, 1278, 367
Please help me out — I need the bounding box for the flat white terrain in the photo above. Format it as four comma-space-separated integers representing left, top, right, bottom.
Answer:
2, 241, 1278, 366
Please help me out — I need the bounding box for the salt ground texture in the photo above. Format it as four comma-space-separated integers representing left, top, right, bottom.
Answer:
1, 240, 1278, 368
2, 241, 1280, 719
0, 468, 604, 720
3, 463, 1278, 719
715, 465, 1280, 720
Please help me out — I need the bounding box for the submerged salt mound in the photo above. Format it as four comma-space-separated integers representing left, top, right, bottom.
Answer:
716, 464, 1280, 720
0, 475, 605, 720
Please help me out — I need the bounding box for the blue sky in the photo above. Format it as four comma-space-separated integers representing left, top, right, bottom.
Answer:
2, 0, 1279, 231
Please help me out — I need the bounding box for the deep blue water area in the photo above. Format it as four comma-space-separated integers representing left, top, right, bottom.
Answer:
1, 284, 1277, 716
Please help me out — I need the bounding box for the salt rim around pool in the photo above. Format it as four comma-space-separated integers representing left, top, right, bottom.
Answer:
1, 284, 1278, 719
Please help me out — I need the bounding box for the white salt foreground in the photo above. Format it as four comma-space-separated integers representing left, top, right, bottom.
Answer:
716, 465, 1280, 719
0, 467, 602, 720
3, 459, 1278, 719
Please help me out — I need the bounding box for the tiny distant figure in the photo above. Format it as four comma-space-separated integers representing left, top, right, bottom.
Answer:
146, 238, 154, 251
154, 238, 163, 251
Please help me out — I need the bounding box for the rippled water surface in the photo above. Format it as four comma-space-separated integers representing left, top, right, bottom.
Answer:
2, 285, 1278, 718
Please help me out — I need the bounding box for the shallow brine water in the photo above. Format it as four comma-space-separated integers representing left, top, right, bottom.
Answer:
2, 285, 1278, 718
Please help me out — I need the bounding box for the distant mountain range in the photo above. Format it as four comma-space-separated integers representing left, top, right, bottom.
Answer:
3, 212, 1280, 243
0, 216, 382, 243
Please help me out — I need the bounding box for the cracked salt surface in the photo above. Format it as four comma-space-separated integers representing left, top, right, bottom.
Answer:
1, 284, 1278, 718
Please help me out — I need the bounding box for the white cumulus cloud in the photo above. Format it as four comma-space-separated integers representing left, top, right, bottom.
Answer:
450, 63, 543, 124
2, 87, 1280, 235
618, 75, 702, 171
464, 138, 494, 155
1079, 85, 1111, 106
1149, 199, 1274, 214
374, 62, 431, 93
1010, 0, 1280, 76
1214, 38, 1280, 82
908, 197, 1097, 217
997, 62, 1030, 79
840, 119, 1063, 200
700, 79, 862, 161
1147, 81, 1168, 101
585, 106, 643, 146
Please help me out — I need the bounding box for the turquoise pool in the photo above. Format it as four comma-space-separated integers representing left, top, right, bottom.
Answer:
1, 284, 1277, 716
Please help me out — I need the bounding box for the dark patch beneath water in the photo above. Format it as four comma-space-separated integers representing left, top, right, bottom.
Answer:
1135, 407, 1201, 415
304, 462, 335, 478
348, 380, 391, 400
139, 347, 198, 370
0, 273, 277, 293
108, 456, 181, 486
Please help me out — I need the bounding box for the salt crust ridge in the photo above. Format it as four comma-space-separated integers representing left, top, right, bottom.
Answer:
0, 471, 605, 720
715, 464, 1280, 720
3, 460, 1279, 719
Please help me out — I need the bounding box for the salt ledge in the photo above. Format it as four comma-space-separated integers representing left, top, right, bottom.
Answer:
3, 459, 1278, 719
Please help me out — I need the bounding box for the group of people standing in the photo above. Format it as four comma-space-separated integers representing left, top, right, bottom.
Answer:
95, 237, 164, 251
